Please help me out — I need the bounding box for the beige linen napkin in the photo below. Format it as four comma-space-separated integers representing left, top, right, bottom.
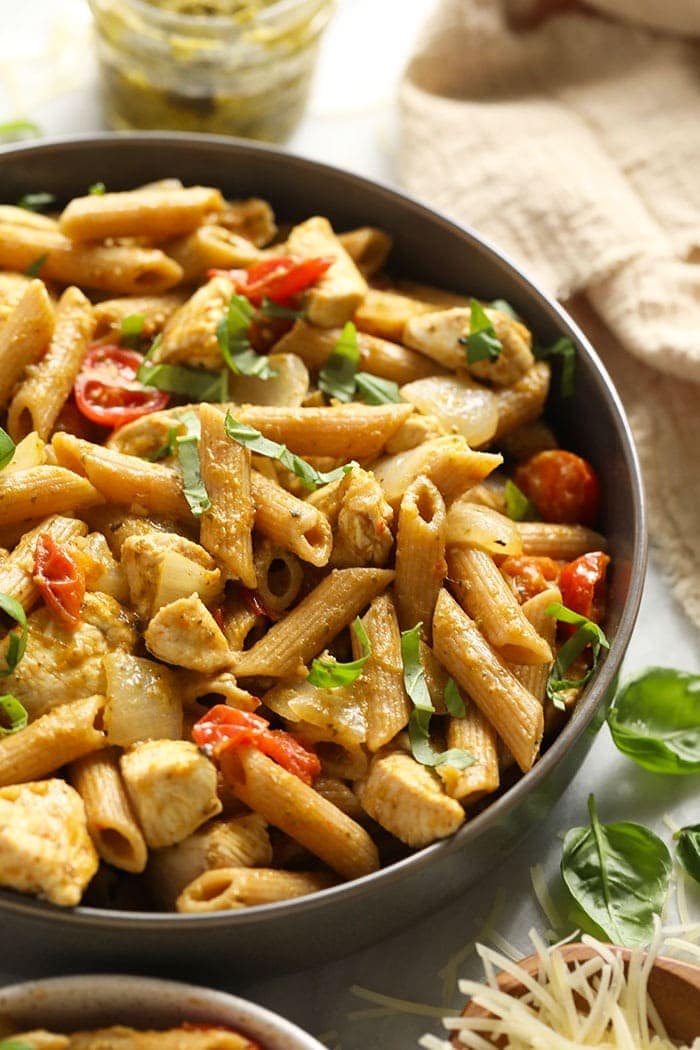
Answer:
399, 0, 700, 627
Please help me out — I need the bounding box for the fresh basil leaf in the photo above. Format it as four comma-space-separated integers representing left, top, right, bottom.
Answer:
216, 293, 277, 379
546, 602, 609, 709
0, 119, 40, 143
458, 299, 502, 365
0, 594, 28, 676
0, 1039, 36, 1050
608, 667, 700, 774
490, 298, 520, 321
88, 181, 106, 195
24, 253, 47, 278
504, 478, 537, 522
259, 298, 305, 320
120, 312, 145, 349
354, 372, 400, 405
175, 411, 209, 517
138, 362, 229, 403
533, 336, 576, 398
146, 425, 179, 463
561, 794, 672, 947
0, 426, 15, 471
444, 677, 466, 717
318, 321, 360, 402
676, 824, 700, 884
0, 694, 28, 736
223, 412, 356, 492
307, 618, 371, 688
401, 625, 475, 770
17, 191, 55, 212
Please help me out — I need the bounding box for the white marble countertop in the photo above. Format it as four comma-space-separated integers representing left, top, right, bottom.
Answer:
0, 2, 698, 1047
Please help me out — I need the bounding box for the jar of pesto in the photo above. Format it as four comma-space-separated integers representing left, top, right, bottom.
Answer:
87, 0, 335, 142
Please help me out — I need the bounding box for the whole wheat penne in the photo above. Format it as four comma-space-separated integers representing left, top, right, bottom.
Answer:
373, 435, 503, 511
437, 693, 500, 803
233, 567, 394, 678
253, 541, 304, 616
69, 747, 148, 873
493, 360, 550, 439
352, 592, 410, 751
432, 588, 544, 772
337, 226, 392, 277
93, 292, 187, 339
0, 694, 107, 788
59, 185, 224, 242
177, 865, 335, 913
7, 286, 95, 440
0, 223, 184, 294
199, 402, 256, 587
313, 775, 366, 821
448, 548, 552, 664
516, 520, 608, 559
219, 744, 379, 879
272, 319, 441, 384
218, 594, 263, 652
166, 224, 264, 282
508, 585, 561, 702
52, 432, 190, 519
394, 475, 447, 637
213, 196, 277, 245
0, 465, 103, 526
0, 204, 58, 231
0, 279, 54, 410
286, 215, 367, 326
0, 515, 87, 613
250, 471, 332, 567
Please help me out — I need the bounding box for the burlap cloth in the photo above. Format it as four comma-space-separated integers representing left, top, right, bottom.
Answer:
399, 0, 700, 628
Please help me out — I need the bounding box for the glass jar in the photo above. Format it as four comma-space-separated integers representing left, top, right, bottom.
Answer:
87, 0, 335, 142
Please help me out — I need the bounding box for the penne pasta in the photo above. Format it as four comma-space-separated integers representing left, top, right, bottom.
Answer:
59, 185, 224, 242
177, 865, 334, 913
394, 475, 447, 637
69, 747, 148, 873
352, 593, 411, 751
0, 694, 108, 788
516, 520, 608, 559
0, 515, 87, 614
337, 226, 392, 277
250, 470, 332, 567
0, 279, 54, 410
437, 693, 500, 804
0, 464, 103, 526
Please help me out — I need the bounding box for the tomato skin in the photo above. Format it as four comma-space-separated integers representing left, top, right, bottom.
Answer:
514, 450, 600, 525
192, 704, 320, 785
34, 533, 86, 631
74, 344, 169, 428
213, 255, 333, 307
500, 555, 562, 603
559, 551, 610, 623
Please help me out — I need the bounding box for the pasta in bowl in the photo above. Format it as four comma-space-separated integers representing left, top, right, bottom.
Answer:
0, 134, 645, 975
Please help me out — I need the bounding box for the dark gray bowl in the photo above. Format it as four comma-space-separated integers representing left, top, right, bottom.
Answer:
0, 133, 646, 979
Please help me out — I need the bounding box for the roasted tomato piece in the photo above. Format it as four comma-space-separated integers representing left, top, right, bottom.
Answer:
500, 555, 562, 603
559, 551, 610, 623
514, 449, 600, 525
34, 533, 86, 631
74, 344, 169, 428
215, 255, 333, 308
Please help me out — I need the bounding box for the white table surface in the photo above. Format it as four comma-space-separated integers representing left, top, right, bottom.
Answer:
0, 2, 698, 1046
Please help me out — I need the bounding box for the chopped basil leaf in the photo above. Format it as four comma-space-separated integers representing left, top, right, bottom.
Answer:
458, 299, 503, 365
561, 794, 672, 947
17, 191, 56, 212
307, 618, 371, 688
318, 321, 360, 402
504, 478, 538, 522
138, 362, 229, 403
607, 667, 700, 774
533, 335, 576, 398
401, 624, 475, 770
444, 677, 466, 717
0, 1039, 36, 1050
147, 425, 179, 462
216, 293, 277, 379
224, 412, 357, 491
259, 298, 305, 320
0, 119, 41, 143
354, 372, 400, 405
0, 427, 15, 471
120, 312, 145, 349
545, 602, 609, 709
24, 253, 47, 277
88, 181, 106, 195
676, 824, 700, 885
175, 411, 210, 517
490, 298, 520, 321
0, 694, 28, 736
0, 594, 28, 677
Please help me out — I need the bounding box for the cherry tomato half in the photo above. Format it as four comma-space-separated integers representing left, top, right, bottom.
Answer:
500, 555, 562, 604
559, 551, 610, 624
34, 533, 86, 631
74, 345, 169, 428
514, 449, 600, 525
212, 255, 333, 307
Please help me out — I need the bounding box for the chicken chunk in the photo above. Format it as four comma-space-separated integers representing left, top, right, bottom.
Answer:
0, 779, 98, 906
144, 594, 231, 672
286, 216, 367, 327
309, 468, 394, 568
120, 740, 222, 849
154, 276, 231, 370
121, 531, 223, 621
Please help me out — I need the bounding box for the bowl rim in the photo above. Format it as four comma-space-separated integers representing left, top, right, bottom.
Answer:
0, 130, 648, 930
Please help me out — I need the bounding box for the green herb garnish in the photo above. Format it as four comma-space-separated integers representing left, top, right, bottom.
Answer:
354, 372, 400, 405
608, 667, 700, 774
0, 695, 28, 736
545, 602, 609, 709
319, 322, 400, 405
504, 479, 538, 522
88, 181, 106, 195
224, 413, 356, 492
307, 618, 371, 689
24, 253, 47, 277
0, 1039, 36, 1050
120, 312, 145, 349
0, 426, 15, 471
174, 411, 210, 517
490, 298, 520, 321
458, 299, 503, 366
259, 298, 305, 320
138, 362, 229, 404
534, 336, 576, 398
401, 624, 475, 770
0, 594, 28, 677
146, 426, 179, 463
561, 794, 672, 947
443, 677, 466, 717
0, 119, 41, 143
216, 294, 277, 379
676, 824, 700, 885
17, 191, 55, 212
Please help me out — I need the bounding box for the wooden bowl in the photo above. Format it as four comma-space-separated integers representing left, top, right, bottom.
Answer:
457, 943, 700, 1047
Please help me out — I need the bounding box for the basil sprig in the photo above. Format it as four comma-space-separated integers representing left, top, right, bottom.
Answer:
443, 676, 466, 717
147, 426, 179, 463
224, 412, 356, 492
17, 191, 55, 212
174, 411, 210, 517
138, 361, 229, 403
607, 667, 700, 774
489, 298, 520, 320
401, 624, 475, 770
561, 794, 672, 947
120, 312, 145, 348
259, 298, 305, 320
88, 181, 106, 195
676, 824, 700, 884
24, 254, 47, 278
0, 694, 28, 736
318, 322, 400, 405
216, 294, 277, 379
0, 427, 15, 471
0, 1039, 36, 1050
503, 478, 537, 522
307, 618, 371, 689
534, 335, 576, 398
458, 299, 502, 366
0, 594, 28, 676
545, 602, 609, 709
